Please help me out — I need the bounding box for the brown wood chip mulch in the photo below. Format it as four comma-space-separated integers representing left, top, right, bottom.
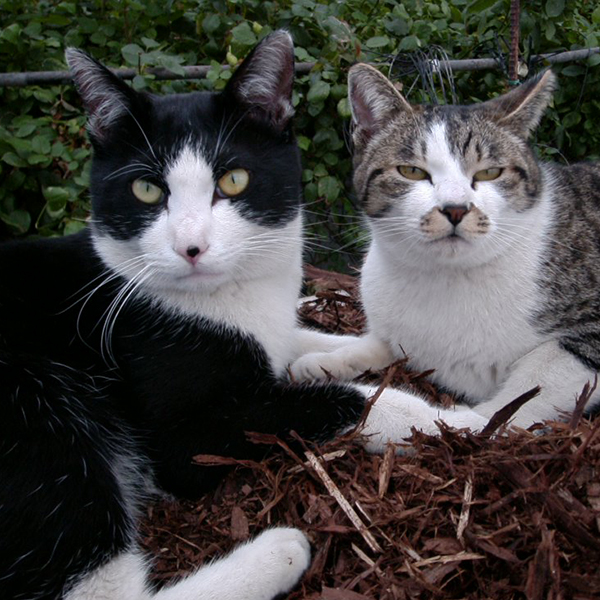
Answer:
140, 265, 600, 599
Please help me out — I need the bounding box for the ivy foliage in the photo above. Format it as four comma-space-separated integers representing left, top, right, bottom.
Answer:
1, 0, 599, 267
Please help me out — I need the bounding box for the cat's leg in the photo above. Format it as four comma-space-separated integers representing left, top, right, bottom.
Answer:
154, 528, 310, 600
293, 327, 361, 358
290, 332, 395, 381
472, 340, 597, 428
355, 385, 489, 452
67, 528, 310, 600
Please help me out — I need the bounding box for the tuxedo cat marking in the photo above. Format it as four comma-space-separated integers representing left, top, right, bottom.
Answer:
0, 32, 371, 600
292, 64, 600, 434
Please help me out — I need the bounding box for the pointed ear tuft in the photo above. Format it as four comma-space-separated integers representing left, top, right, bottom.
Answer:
65, 48, 137, 143
348, 63, 413, 148
480, 69, 556, 138
225, 30, 295, 132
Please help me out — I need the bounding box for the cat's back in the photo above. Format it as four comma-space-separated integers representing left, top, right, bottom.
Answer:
537, 160, 600, 370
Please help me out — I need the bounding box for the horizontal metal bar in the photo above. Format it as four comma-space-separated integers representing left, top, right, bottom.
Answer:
0, 47, 597, 88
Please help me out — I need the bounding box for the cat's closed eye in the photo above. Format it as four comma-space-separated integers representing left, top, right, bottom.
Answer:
216, 168, 250, 199
132, 179, 164, 205
473, 167, 503, 182
398, 165, 429, 181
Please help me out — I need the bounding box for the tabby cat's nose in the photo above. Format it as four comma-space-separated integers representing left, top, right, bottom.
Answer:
440, 204, 470, 226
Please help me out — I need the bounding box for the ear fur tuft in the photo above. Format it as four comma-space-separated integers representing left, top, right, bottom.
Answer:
65, 48, 137, 143
348, 63, 413, 148
225, 30, 295, 132
480, 69, 556, 138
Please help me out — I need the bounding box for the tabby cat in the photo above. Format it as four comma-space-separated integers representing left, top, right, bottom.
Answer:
292, 64, 600, 435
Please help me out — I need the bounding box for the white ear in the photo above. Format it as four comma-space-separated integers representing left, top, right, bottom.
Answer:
225, 30, 295, 132
348, 63, 413, 147
65, 48, 138, 143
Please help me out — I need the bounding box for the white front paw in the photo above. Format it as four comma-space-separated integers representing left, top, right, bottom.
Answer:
290, 351, 363, 382
244, 528, 311, 596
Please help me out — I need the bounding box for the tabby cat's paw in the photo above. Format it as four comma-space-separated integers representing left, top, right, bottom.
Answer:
290, 351, 363, 382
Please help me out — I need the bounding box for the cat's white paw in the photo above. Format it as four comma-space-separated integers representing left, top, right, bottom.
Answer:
358, 386, 490, 453
290, 350, 364, 381
240, 527, 311, 597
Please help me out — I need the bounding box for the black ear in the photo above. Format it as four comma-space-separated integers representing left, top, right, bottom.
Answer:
225, 30, 295, 132
478, 70, 556, 138
65, 48, 140, 144
348, 63, 414, 149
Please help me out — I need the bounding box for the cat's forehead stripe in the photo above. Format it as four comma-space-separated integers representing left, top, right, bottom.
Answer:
166, 145, 214, 189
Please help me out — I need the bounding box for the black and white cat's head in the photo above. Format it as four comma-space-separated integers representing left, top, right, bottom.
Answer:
348, 64, 556, 267
66, 31, 302, 299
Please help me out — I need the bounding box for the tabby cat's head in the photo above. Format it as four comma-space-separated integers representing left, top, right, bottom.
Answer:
66, 31, 302, 295
348, 64, 556, 268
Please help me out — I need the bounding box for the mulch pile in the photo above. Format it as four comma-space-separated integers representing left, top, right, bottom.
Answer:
140, 266, 600, 599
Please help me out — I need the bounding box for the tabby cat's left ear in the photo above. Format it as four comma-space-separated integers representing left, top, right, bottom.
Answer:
348, 63, 414, 149
479, 70, 556, 138
225, 30, 295, 133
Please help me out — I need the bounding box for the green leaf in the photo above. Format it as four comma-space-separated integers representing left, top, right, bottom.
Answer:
64, 220, 88, 236
121, 43, 144, 65
1, 24, 21, 45
202, 13, 221, 34
1, 152, 27, 167
43, 186, 70, 210
231, 22, 257, 47
1, 210, 30, 234
589, 53, 600, 67
365, 36, 390, 49
546, 0, 565, 17
467, 0, 498, 12
318, 176, 341, 202
158, 55, 185, 76
337, 98, 352, 118
593, 6, 600, 24
297, 136, 311, 151
307, 80, 331, 103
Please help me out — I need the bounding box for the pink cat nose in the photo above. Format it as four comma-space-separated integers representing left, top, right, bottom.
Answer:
440, 204, 470, 226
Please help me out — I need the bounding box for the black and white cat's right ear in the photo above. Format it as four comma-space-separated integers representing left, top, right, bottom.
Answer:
348, 63, 413, 148
225, 30, 295, 133
65, 48, 139, 144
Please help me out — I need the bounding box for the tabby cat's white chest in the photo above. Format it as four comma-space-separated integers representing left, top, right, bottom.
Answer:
361, 239, 547, 401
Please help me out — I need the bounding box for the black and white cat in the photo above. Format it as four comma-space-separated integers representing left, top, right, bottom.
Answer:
291, 63, 600, 435
0, 32, 378, 600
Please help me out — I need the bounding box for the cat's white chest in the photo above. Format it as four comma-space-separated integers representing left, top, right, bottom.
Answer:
362, 241, 546, 400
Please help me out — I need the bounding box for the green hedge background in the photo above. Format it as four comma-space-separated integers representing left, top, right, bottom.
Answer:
1, 0, 599, 269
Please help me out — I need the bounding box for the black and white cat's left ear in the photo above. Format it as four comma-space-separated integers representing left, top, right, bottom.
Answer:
480, 69, 556, 138
225, 30, 295, 132
65, 48, 140, 144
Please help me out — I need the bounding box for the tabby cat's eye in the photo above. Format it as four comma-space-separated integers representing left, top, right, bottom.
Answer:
217, 168, 250, 197
398, 165, 429, 181
473, 167, 502, 182
131, 179, 163, 204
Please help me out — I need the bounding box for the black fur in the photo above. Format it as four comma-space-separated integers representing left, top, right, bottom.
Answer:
0, 36, 365, 600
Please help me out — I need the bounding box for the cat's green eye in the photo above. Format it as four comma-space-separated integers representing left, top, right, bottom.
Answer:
473, 167, 502, 182
217, 168, 250, 197
131, 179, 163, 204
398, 165, 429, 181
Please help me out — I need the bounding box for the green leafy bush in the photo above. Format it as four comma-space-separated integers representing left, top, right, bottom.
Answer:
1, 0, 599, 269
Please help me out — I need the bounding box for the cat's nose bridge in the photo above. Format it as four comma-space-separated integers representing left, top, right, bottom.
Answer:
434, 177, 469, 207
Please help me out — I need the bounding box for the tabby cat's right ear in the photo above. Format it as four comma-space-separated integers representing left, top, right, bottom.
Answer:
348, 64, 413, 148
65, 48, 140, 144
